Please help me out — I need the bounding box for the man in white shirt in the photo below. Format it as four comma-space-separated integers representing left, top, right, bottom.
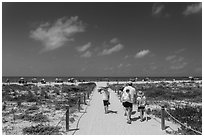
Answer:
122, 82, 136, 120
100, 87, 110, 114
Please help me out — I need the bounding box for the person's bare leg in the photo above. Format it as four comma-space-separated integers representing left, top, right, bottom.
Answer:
126, 108, 129, 120
104, 106, 107, 114
140, 109, 143, 121
124, 107, 127, 116
129, 107, 132, 120
127, 108, 131, 124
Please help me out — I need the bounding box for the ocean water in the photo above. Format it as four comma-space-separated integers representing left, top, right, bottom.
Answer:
2, 76, 202, 83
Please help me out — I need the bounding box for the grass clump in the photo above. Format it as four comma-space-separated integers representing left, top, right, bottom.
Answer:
22, 124, 61, 135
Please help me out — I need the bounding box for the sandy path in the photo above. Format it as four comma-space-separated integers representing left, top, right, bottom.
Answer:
70, 82, 179, 135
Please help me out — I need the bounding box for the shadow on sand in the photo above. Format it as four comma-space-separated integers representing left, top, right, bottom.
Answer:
131, 111, 136, 115
107, 110, 118, 114
68, 128, 79, 132
131, 116, 152, 122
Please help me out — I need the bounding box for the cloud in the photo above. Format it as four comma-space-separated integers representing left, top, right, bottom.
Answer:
195, 67, 202, 73
170, 62, 187, 70
117, 63, 123, 68
100, 44, 124, 55
110, 38, 119, 44
135, 49, 150, 58
171, 57, 184, 63
80, 51, 92, 58
150, 66, 157, 70
174, 48, 185, 54
76, 42, 91, 52
124, 55, 129, 59
104, 67, 114, 71
30, 16, 85, 52
152, 3, 165, 16
183, 3, 202, 16
126, 64, 131, 67
166, 55, 176, 61
166, 55, 187, 70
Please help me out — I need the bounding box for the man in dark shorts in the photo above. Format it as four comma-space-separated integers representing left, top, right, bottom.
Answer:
121, 89, 132, 124
122, 82, 136, 120
101, 87, 110, 114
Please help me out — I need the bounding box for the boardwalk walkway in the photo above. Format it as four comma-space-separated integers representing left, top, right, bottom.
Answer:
69, 82, 179, 135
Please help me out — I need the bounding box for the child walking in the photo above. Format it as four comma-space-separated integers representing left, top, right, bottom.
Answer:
137, 90, 146, 122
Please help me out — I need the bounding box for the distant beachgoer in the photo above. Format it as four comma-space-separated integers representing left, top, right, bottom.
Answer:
101, 87, 110, 114
122, 82, 136, 119
6, 79, 10, 83
121, 89, 132, 124
137, 90, 146, 122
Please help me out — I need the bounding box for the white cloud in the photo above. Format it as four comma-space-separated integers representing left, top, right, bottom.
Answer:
80, 51, 92, 58
152, 3, 165, 16
76, 42, 91, 52
174, 48, 185, 54
118, 63, 123, 68
166, 55, 176, 61
124, 55, 129, 59
100, 44, 124, 55
166, 55, 187, 70
183, 3, 202, 16
30, 16, 85, 52
135, 49, 150, 58
104, 67, 114, 71
170, 62, 187, 70
126, 64, 131, 67
166, 55, 184, 64
195, 67, 202, 73
150, 66, 157, 70
110, 38, 119, 44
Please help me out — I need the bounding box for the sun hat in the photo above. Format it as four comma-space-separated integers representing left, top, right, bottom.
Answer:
137, 90, 144, 96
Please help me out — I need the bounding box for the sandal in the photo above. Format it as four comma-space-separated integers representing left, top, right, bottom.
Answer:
127, 120, 131, 124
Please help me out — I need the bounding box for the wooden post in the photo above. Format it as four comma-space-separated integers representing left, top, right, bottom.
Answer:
66, 105, 69, 132
161, 105, 165, 130
84, 93, 86, 105
87, 91, 89, 99
78, 97, 81, 112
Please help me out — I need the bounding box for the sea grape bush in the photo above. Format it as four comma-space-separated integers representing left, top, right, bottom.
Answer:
22, 124, 61, 135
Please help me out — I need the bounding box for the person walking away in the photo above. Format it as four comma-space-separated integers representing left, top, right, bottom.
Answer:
122, 82, 136, 119
101, 87, 110, 114
121, 89, 132, 124
137, 90, 146, 122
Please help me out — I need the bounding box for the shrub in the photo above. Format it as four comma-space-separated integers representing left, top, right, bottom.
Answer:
17, 112, 49, 123
168, 106, 202, 134
26, 105, 39, 112
22, 124, 61, 135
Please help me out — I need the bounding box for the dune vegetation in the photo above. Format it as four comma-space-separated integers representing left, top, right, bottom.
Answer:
2, 82, 96, 135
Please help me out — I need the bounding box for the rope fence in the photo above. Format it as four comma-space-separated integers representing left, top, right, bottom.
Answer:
112, 86, 202, 135
164, 109, 202, 135
37, 90, 93, 135
47, 112, 66, 135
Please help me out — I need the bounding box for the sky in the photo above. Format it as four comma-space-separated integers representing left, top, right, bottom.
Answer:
2, 2, 202, 77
